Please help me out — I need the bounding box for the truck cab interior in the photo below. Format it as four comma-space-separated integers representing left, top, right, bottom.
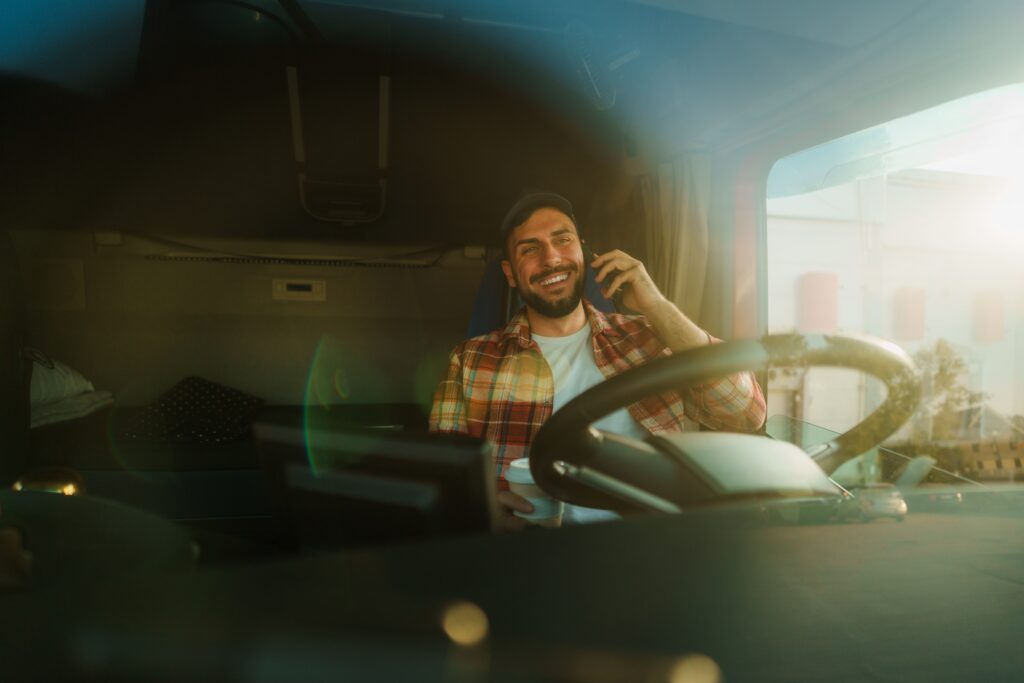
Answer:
4, 1, 1024, 681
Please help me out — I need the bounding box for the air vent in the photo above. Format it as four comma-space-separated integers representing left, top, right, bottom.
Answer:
273, 279, 326, 301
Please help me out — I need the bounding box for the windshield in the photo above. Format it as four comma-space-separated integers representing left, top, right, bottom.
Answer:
766, 84, 1024, 488
765, 414, 983, 489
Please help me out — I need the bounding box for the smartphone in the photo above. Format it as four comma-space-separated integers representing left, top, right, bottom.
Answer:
582, 241, 624, 309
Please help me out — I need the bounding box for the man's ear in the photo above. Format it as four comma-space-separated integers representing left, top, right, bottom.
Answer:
500, 260, 517, 289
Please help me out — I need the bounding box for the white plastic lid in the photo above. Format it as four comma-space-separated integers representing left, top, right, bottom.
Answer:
503, 457, 535, 485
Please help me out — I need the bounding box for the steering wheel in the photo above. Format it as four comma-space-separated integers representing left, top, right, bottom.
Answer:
529, 334, 921, 512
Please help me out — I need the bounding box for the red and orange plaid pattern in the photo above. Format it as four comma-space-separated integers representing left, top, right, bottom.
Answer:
430, 300, 766, 481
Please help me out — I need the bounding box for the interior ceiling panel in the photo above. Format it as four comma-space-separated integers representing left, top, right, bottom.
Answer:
7, 0, 1017, 242
302, 0, 932, 48
625, 0, 934, 47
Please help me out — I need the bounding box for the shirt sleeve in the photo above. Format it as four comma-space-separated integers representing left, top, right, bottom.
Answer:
683, 336, 767, 433
428, 347, 470, 435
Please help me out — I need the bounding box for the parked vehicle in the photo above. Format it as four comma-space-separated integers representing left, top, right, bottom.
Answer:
841, 483, 908, 522
901, 484, 965, 513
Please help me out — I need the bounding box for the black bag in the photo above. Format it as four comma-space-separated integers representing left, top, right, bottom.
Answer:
119, 377, 263, 445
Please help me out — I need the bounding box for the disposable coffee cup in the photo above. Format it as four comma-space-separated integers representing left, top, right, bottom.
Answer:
504, 457, 563, 528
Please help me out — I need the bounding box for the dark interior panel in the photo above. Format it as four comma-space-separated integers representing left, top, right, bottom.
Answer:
0, 4, 624, 246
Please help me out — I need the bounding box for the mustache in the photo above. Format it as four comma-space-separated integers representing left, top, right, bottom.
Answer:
529, 264, 577, 284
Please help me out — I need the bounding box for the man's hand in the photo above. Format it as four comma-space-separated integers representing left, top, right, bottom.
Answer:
591, 249, 668, 315
495, 490, 533, 532
591, 248, 709, 352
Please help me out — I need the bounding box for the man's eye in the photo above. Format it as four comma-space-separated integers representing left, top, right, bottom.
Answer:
521, 247, 537, 255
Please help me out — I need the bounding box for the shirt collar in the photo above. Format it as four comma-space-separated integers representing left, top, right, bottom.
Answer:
500, 298, 621, 349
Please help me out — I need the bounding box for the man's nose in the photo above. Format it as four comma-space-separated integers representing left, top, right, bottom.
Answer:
540, 242, 562, 265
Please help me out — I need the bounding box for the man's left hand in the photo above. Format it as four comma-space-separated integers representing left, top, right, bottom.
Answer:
591, 249, 667, 314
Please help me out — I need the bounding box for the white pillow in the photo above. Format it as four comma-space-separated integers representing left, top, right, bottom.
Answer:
29, 355, 95, 407
31, 391, 114, 429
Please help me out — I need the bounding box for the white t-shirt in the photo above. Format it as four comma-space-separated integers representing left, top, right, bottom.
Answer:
533, 325, 645, 524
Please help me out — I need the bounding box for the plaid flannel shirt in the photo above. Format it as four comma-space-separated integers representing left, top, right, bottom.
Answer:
429, 299, 766, 481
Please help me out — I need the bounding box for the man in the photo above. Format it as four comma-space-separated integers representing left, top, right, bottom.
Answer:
430, 192, 766, 529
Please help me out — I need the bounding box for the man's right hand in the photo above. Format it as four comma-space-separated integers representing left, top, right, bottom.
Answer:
495, 490, 534, 532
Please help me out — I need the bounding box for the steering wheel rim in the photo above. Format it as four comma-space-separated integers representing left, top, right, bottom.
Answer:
529, 334, 921, 510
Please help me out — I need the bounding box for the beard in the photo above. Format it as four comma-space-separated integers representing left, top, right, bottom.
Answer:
516, 266, 585, 319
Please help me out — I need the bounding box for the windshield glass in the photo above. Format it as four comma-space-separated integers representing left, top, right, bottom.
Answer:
765, 414, 982, 489
766, 85, 1024, 487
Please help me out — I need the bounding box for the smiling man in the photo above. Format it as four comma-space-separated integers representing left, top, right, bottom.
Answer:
430, 192, 766, 529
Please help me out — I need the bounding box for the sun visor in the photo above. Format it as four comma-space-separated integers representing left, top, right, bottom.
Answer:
767, 83, 1024, 198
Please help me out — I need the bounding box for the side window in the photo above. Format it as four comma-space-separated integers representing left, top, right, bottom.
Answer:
765, 84, 1024, 484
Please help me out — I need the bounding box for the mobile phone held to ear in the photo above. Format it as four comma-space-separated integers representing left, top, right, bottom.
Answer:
582, 242, 624, 309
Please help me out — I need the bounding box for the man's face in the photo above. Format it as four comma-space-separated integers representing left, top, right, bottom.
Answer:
501, 207, 586, 320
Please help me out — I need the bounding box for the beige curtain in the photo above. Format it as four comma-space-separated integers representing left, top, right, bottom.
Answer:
642, 153, 711, 321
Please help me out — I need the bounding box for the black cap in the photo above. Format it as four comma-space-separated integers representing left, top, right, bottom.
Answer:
500, 192, 577, 251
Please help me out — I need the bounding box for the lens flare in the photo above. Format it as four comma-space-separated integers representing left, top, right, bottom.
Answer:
414, 349, 450, 418
304, 335, 374, 475
441, 601, 489, 647
307, 336, 352, 410
332, 369, 350, 401
104, 404, 160, 481
668, 654, 721, 683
